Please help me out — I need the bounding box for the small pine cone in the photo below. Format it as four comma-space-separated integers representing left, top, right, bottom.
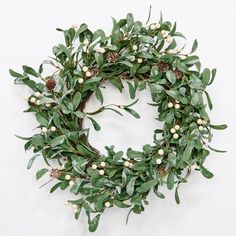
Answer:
158, 61, 170, 72
89, 66, 99, 76
158, 165, 168, 177
173, 69, 184, 79
107, 51, 119, 63
50, 169, 61, 179
46, 78, 56, 90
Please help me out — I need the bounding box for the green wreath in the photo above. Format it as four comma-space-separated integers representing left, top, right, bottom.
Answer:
10, 11, 227, 232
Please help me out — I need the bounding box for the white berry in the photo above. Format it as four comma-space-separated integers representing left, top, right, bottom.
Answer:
69, 180, 75, 186
168, 102, 174, 108
161, 30, 166, 35
99, 170, 104, 175
156, 159, 162, 165
72, 23, 78, 29
65, 200, 70, 206
197, 119, 203, 125
130, 56, 135, 61
97, 47, 105, 53
78, 78, 84, 84
35, 92, 41, 97
158, 149, 164, 156
132, 45, 138, 51
173, 133, 179, 139
150, 24, 156, 30
92, 164, 97, 170
65, 174, 71, 180
105, 202, 111, 208
30, 97, 36, 103
176, 47, 182, 53
42, 127, 48, 133
168, 49, 175, 54
137, 58, 143, 64
124, 161, 130, 167
73, 208, 79, 213
175, 100, 180, 104
198, 126, 204, 131
72, 204, 78, 209
35, 100, 41, 105
202, 120, 206, 125
175, 104, 180, 109
155, 23, 161, 29
46, 103, 51, 108
129, 163, 134, 168
170, 128, 176, 134
82, 66, 88, 72
174, 125, 180, 130
50, 126, 56, 132
85, 71, 91, 77
165, 36, 172, 43
83, 39, 90, 46
100, 161, 106, 167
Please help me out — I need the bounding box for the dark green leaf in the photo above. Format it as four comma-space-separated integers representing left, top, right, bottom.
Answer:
166, 70, 176, 84
87, 117, 101, 131
89, 214, 101, 232
210, 124, 227, 130
36, 168, 49, 180
190, 39, 198, 54
50, 135, 65, 147
123, 107, 140, 119
167, 170, 175, 190
22, 65, 38, 77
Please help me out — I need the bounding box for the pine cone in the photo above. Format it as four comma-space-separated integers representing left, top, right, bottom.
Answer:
89, 66, 99, 76
158, 165, 168, 177
173, 69, 184, 79
50, 169, 61, 179
158, 61, 170, 72
107, 51, 119, 63
46, 78, 56, 90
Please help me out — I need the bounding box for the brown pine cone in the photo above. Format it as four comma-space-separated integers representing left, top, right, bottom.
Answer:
107, 51, 119, 63
46, 78, 56, 90
173, 69, 184, 79
89, 66, 99, 76
157, 61, 170, 72
50, 169, 61, 179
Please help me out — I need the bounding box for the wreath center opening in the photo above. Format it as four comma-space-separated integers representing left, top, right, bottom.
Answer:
83, 82, 163, 154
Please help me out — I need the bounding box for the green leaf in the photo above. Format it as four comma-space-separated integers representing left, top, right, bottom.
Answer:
126, 13, 134, 31
95, 88, 104, 104
127, 81, 135, 99
182, 142, 194, 163
50, 135, 65, 147
175, 185, 180, 204
191, 92, 202, 106
190, 39, 198, 54
166, 90, 179, 100
204, 91, 213, 110
87, 117, 101, 131
182, 56, 199, 66
137, 65, 150, 74
123, 98, 139, 108
70, 179, 83, 194
202, 68, 211, 85
31, 135, 44, 147
210, 124, 227, 130
126, 177, 137, 196
72, 92, 82, 110
75, 23, 88, 39
123, 107, 140, 119
167, 170, 175, 190
84, 76, 102, 84
95, 52, 104, 66
88, 214, 101, 232
153, 189, 165, 199
208, 68, 217, 85
199, 164, 214, 179
58, 44, 72, 61
9, 69, 23, 78
137, 179, 158, 193
27, 154, 40, 169
22, 65, 38, 77
36, 168, 49, 180
166, 70, 176, 84
208, 145, 227, 153
109, 77, 124, 92
139, 36, 154, 44
50, 182, 61, 193
105, 108, 123, 116
35, 114, 48, 126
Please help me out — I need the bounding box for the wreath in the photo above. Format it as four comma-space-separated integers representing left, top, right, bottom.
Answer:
10, 11, 227, 232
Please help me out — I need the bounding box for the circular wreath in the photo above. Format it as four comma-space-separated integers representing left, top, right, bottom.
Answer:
10, 12, 227, 232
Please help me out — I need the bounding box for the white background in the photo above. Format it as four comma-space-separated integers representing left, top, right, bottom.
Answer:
0, 0, 235, 235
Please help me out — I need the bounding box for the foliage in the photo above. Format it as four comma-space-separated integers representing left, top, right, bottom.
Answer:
10, 12, 227, 232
